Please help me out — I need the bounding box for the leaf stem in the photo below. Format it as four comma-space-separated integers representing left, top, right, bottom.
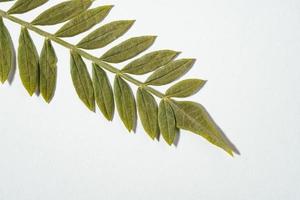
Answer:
0, 9, 165, 99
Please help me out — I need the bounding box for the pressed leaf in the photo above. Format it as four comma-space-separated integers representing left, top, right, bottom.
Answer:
137, 88, 159, 140
169, 100, 235, 155
158, 99, 177, 145
92, 63, 114, 121
166, 79, 206, 98
77, 20, 134, 49
39, 39, 57, 103
100, 36, 156, 63
122, 50, 180, 75
32, 0, 93, 25
114, 75, 137, 132
8, 0, 48, 14
55, 5, 113, 37
145, 59, 195, 86
18, 27, 39, 95
0, 17, 14, 84
70, 51, 95, 111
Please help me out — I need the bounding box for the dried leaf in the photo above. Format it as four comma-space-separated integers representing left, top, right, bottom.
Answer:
122, 50, 180, 75
158, 99, 177, 145
166, 79, 206, 98
8, 0, 48, 14
55, 5, 113, 37
39, 39, 57, 103
0, 17, 14, 84
114, 75, 137, 132
32, 0, 93, 25
18, 27, 39, 95
70, 51, 95, 111
100, 36, 156, 63
145, 59, 195, 86
92, 63, 114, 121
169, 100, 235, 155
77, 20, 134, 49
137, 88, 159, 139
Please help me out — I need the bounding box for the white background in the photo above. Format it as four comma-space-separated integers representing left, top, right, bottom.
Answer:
0, 0, 300, 199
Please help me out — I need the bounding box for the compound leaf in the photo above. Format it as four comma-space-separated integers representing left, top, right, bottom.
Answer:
100, 36, 156, 63
92, 63, 114, 121
114, 75, 137, 132
18, 27, 39, 95
55, 5, 113, 37
70, 51, 95, 111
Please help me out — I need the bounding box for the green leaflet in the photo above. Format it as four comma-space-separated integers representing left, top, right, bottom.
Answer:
100, 36, 156, 63
92, 63, 114, 121
8, 0, 48, 14
145, 59, 195, 86
114, 75, 136, 132
158, 99, 177, 145
39, 39, 57, 103
32, 0, 93, 25
18, 27, 39, 95
70, 51, 95, 111
169, 100, 235, 155
166, 79, 206, 98
55, 5, 113, 38
137, 88, 159, 140
77, 20, 134, 49
122, 50, 180, 75
0, 17, 14, 84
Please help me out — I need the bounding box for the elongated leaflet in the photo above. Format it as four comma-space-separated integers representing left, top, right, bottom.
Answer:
114, 75, 137, 132
92, 63, 114, 121
18, 27, 39, 95
122, 50, 180, 75
32, 0, 93, 25
137, 88, 159, 139
8, 0, 48, 14
77, 20, 135, 49
39, 39, 57, 103
169, 100, 236, 156
146, 59, 195, 86
55, 5, 113, 37
0, 17, 14, 83
165, 79, 206, 98
70, 51, 95, 111
158, 99, 177, 145
101, 36, 157, 63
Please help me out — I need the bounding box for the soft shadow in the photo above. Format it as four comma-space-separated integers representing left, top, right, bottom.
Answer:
173, 130, 181, 147
7, 35, 16, 85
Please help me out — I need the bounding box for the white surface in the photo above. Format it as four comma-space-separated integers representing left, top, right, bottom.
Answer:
0, 0, 299, 199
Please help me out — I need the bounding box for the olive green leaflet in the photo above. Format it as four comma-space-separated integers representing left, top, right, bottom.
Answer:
137, 88, 159, 140
70, 51, 95, 111
8, 0, 48, 14
114, 75, 137, 132
158, 100, 178, 145
0, 17, 14, 84
92, 63, 114, 121
39, 39, 57, 103
0, 0, 238, 155
165, 79, 207, 98
18, 27, 39, 95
